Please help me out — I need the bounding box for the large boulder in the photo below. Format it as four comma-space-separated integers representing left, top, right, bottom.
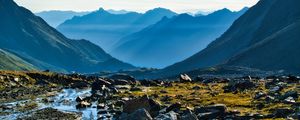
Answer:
181, 110, 198, 120
119, 108, 153, 120
155, 111, 178, 120
166, 102, 181, 113
223, 80, 256, 92
194, 104, 227, 119
123, 96, 161, 116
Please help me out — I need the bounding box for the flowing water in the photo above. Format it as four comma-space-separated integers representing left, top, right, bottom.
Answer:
0, 88, 113, 120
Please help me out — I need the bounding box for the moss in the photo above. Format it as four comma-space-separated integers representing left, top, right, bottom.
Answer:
117, 81, 300, 116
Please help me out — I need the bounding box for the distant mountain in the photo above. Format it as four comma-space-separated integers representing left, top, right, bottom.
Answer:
57, 8, 177, 51
111, 8, 247, 68
0, 0, 135, 72
106, 9, 131, 14
35, 10, 90, 27
0, 49, 36, 71
157, 0, 300, 78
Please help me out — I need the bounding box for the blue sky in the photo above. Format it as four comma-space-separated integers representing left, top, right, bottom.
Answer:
14, 0, 259, 13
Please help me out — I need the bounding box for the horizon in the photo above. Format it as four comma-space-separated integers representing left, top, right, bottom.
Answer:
14, 0, 258, 14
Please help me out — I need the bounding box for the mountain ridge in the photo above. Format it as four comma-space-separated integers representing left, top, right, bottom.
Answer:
0, 0, 135, 72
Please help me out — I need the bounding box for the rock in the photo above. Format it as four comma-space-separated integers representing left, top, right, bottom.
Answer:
76, 101, 91, 109
155, 111, 178, 120
180, 74, 192, 83
115, 100, 126, 107
192, 86, 201, 90
19, 108, 81, 120
269, 86, 283, 93
119, 108, 153, 120
91, 79, 112, 92
273, 108, 294, 118
160, 95, 172, 102
281, 91, 298, 100
254, 92, 266, 99
123, 96, 161, 116
140, 80, 160, 86
284, 97, 296, 104
197, 111, 219, 119
70, 81, 89, 89
109, 74, 136, 84
166, 102, 181, 113
113, 79, 130, 85
130, 87, 142, 91
223, 80, 256, 92
160, 90, 168, 94
75, 96, 83, 102
194, 104, 227, 118
265, 96, 275, 103
181, 110, 198, 120
97, 103, 105, 109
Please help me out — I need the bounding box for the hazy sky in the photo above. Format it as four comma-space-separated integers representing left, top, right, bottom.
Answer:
14, 0, 259, 13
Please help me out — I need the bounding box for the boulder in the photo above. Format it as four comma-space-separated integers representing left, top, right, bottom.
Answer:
192, 86, 201, 90
130, 87, 142, 91
254, 92, 266, 99
166, 102, 181, 113
113, 79, 130, 85
273, 108, 294, 118
223, 80, 256, 92
91, 79, 112, 92
269, 86, 283, 93
75, 96, 83, 102
194, 104, 227, 118
284, 97, 296, 104
123, 96, 161, 116
181, 110, 198, 120
197, 111, 219, 119
155, 111, 178, 120
180, 74, 192, 83
119, 108, 153, 120
76, 101, 91, 109
109, 74, 136, 84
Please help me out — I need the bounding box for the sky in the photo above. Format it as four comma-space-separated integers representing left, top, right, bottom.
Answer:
14, 0, 259, 14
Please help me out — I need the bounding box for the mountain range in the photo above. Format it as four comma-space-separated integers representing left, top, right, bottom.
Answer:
154, 0, 300, 78
57, 8, 177, 51
110, 8, 248, 68
35, 10, 90, 27
0, 0, 135, 72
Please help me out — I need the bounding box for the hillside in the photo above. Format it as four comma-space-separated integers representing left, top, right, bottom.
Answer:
0, 0, 135, 72
111, 8, 247, 68
0, 49, 36, 71
158, 0, 300, 78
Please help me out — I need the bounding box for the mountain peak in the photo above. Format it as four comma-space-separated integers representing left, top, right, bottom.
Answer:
145, 7, 176, 15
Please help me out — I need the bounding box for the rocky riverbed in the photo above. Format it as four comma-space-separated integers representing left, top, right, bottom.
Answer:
1, 70, 300, 119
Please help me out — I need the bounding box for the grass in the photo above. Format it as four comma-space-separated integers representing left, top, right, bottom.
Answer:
117, 81, 300, 116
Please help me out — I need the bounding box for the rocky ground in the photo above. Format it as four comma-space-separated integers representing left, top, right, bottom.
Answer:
0, 70, 300, 119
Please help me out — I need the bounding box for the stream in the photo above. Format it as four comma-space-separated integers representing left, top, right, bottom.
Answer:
0, 88, 113, 120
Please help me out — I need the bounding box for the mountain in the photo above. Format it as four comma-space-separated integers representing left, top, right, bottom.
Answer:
106, 9, 130, 14
35, 10, 90, 27
57, 8, 177, 51
157, 0, 300, 78
0, 0, 135, 72
0, 49, 36, 71
111, 8, 247, 68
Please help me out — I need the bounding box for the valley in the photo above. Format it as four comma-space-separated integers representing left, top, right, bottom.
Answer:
1, 71, 300, 119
